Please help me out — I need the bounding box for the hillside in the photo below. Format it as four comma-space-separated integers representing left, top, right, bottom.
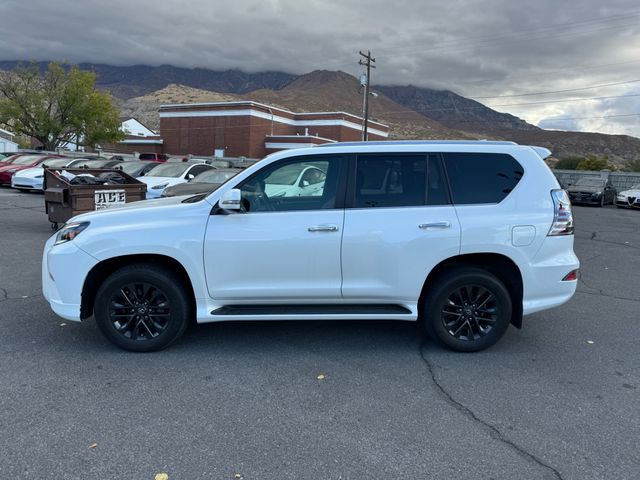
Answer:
0, 61, 296, 99
3, 61, 640, 162
376, 84, 539, 134
119, 84, 241, 128
245, 71, 472, 140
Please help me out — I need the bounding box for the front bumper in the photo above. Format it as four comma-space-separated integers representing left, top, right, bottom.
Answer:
11, 175, 43, 191
42, 235, 99, 321
616, 198, 640, 208
569, 192, 602, 204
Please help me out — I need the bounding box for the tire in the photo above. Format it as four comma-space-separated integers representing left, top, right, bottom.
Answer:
94, 264, 191, 352
422, 267, 512, 352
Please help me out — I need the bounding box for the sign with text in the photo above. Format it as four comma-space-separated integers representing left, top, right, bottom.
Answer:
95, 190, 126, 210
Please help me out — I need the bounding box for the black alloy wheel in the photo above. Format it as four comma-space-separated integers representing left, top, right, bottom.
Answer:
422, 267, 512, 352
108, 283, 171, 341
94, 264, 191, 352
440, 285, 498, 342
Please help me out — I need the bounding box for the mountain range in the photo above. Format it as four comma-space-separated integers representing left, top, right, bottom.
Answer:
2, 61, 640, 164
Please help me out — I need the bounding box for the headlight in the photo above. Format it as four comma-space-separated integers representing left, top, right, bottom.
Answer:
151, 182, 169, 190
617, 194, 627, 199
54, 222, 90, 245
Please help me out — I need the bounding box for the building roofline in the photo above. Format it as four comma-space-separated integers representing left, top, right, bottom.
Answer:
158, 100, 389, 128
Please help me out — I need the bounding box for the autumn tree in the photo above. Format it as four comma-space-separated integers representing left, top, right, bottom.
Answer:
0, 62, 124, 150
576, 155, 616, 171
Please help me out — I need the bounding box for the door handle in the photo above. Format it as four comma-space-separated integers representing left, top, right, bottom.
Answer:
308, 225, 339, 232
419, 221, 451, 230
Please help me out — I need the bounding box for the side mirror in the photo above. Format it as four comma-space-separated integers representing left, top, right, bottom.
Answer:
187, 173, 195, 180
219, 188, 242, 211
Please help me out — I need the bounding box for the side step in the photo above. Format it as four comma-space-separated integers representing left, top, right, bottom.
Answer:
211, 304, 412, 316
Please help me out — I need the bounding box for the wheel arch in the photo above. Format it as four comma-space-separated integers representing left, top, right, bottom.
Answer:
419, 253, 524, 328
80, 254, 196, 320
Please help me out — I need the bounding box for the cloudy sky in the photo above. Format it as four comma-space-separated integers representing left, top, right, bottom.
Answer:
1, 0, 639, 137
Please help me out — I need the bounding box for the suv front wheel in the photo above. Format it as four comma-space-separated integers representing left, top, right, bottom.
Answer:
94, 264, 191, 352
422, 267, 512, 352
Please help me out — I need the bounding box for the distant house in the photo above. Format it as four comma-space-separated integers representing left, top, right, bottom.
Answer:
0, 128, 19, 152
121, 118, 157, 137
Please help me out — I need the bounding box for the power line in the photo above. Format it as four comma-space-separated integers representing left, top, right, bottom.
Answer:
473, 79, 640, 99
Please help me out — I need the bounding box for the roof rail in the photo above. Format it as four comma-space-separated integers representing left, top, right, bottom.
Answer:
318, 140, 519, 148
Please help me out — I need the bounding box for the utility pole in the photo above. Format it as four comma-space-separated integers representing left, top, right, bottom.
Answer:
358, 50, 376, 141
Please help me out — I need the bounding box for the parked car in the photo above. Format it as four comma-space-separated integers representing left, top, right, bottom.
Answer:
615, 183, 640, 209
0, 153, 29, 166
11, 157, 83, 191
69, 159, 124, 169
0, 154, 62, 186
161, 168, 241, 197
566, 177, 616, 206
139, 153, 169, 162
42, 140, 579, 353
138, 162, 214, 198
115, 161, 162, 178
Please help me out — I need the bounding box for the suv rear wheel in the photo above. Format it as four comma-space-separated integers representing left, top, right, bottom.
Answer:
94, 264, 191, 352
422, 267, 512, 352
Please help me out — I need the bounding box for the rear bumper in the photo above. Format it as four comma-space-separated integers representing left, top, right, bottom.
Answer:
522, 236, 579, 316
0, 172, 13, 185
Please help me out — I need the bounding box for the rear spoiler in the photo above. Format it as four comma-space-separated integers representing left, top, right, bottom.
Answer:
531, 146, 552, 159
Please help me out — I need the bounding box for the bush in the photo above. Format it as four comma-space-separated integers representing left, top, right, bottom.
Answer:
555, 156, 584, 170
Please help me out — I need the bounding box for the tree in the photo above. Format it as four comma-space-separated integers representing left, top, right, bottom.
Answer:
622, 158, 640, 172
576, 155, 616, 171
0, 62, 124, 150
555, 156, 584, 170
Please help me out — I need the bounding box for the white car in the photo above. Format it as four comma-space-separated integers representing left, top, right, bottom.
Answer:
42, 140, 579, 352
139, 162, 214, 198
615, 183, 640, 209
11, 157, 90, 191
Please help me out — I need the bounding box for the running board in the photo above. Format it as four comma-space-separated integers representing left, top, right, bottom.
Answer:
211, 304, 412, 316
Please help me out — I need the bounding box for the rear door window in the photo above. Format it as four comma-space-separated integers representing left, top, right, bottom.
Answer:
442, 153, 524, 204
353, 154, 450, 208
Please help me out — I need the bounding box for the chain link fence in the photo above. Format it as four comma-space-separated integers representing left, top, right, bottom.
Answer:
554, 170, 640, 191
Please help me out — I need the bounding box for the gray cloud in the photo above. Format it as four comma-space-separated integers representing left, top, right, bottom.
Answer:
1, 0, 639, 136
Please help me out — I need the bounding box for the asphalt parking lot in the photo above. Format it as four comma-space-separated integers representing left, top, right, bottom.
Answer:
0, 188, 638, 480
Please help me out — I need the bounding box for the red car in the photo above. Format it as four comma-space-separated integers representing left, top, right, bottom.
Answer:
0, 153, 29, 166
0, 154, 62, 186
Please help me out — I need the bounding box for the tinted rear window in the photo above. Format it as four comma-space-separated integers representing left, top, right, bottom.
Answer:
443, 153, 523, 204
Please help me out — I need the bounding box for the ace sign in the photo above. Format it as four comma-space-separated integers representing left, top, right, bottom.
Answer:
95, 189, 126, 210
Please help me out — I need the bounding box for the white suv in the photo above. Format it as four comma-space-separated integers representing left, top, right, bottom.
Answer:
42, 141, 579, 352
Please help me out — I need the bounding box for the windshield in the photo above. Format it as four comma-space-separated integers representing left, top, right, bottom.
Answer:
41, 158, 75, 168
192, 169, 239, 183
11, 155, 46, 166
0, 154, 22, 164
574, 178, 604, 187
118, 162, 151, 174
68, 159, 118, 168
145, 163, 191, 177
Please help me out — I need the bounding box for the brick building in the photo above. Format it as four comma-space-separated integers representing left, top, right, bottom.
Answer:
158, 101, 389, 158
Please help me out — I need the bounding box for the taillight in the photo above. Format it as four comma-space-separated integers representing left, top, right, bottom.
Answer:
548, 189, 574, 236
562, 269, 579, 281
